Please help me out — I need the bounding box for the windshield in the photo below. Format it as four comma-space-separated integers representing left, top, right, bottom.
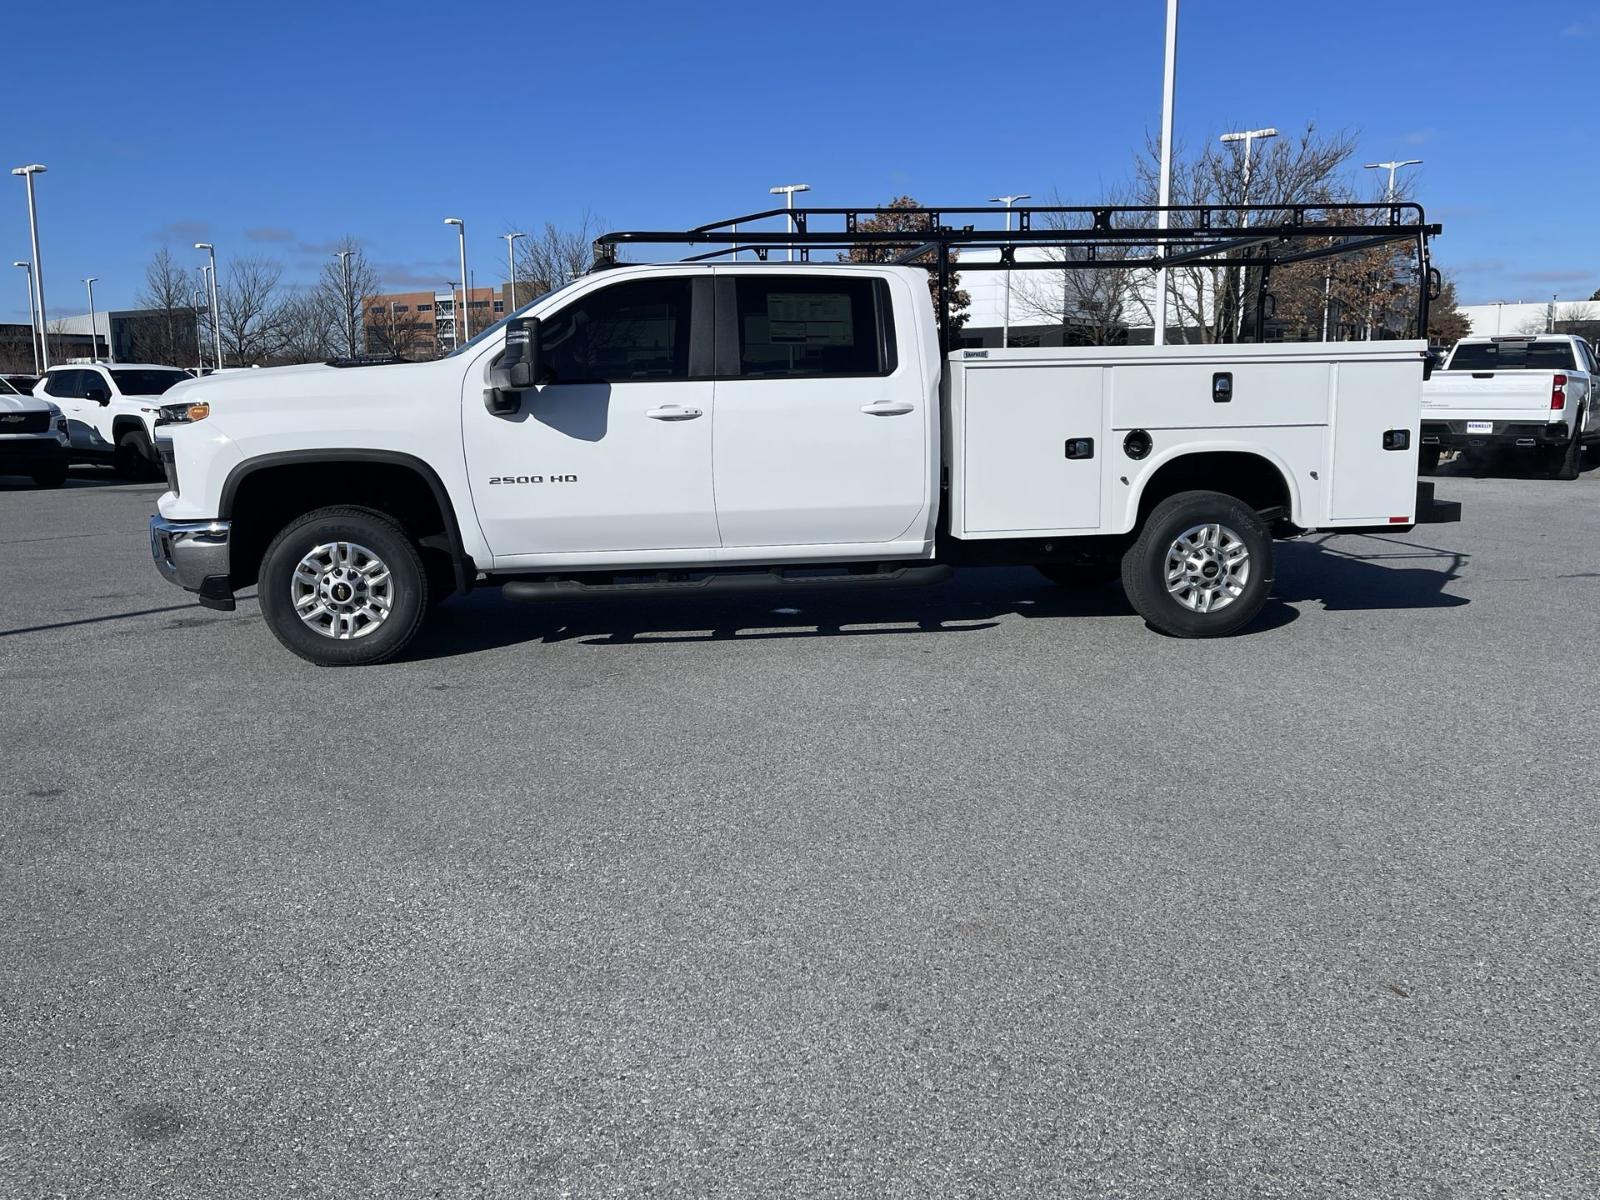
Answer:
109, 368, 189, 395
444, 280, 577, 358
1445, 340, 1576, 372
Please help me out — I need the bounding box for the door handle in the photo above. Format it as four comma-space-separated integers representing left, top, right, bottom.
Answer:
645, 405, 703, 421
860, 400, 914, 416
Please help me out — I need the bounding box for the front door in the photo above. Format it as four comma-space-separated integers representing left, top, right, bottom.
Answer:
462, 275, 720, 562
710, 273, 929, 549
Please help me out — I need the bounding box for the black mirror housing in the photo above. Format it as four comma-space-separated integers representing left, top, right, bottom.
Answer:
490, 316, 541, 392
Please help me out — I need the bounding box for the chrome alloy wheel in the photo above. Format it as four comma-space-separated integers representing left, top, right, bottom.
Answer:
290, 541, 394, 639
1164, 523, 1250, 614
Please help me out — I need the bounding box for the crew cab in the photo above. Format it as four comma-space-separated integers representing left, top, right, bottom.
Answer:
149, 262, 1459, 667
33, 362, 192, 480
0, 375, 69, 488
1421, 334, 1599, 479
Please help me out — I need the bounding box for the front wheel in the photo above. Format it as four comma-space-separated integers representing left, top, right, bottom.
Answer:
30, 458, 68, 489
114, 428, 160, 481
258, 506, 431, 666
1121, 491, 1274, 638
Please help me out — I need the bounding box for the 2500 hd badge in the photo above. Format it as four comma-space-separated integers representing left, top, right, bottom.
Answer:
488, 475, 579, 485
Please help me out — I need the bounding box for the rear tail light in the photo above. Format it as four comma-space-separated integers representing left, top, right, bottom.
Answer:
1551, 374, 1567, 411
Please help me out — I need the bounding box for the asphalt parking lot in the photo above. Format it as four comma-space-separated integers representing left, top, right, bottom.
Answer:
2, 458, 1597, 1199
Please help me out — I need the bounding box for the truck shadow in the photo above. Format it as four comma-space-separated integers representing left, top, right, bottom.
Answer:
1430, 448, 1600, 480
407, 533, 1467, 659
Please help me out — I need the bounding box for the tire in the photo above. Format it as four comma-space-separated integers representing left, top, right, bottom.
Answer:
1550, 416, 1582, 481
1037, 560, 1121, 589
30, 458, 68, 489
257, 505, 431, 666
1120, 490, 1274, 638
1418, 446, 1441, 474
114, 428, 160, 481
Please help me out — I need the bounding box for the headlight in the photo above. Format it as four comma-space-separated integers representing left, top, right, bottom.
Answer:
157, 401, 210, 425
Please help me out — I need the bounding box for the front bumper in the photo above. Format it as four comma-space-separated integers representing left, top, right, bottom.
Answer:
0, 436, 67, 472
150, 515, 235, 610
1422, 419, 1570, 450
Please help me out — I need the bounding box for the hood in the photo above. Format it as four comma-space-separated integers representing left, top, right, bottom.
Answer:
178, 357, 454, 419
0, 391, 57, 415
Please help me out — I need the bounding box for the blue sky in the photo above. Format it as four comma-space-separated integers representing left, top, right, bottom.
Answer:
6, 0, 1596, 321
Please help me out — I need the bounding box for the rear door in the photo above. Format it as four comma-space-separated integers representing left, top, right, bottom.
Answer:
710, 273, 928, 549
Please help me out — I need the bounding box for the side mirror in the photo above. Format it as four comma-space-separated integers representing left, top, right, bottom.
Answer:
485, 317, 541, 416
1427, 266, 1443, 302
85, 385, 111, 405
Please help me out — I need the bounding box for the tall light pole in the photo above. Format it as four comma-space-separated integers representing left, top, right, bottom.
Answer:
1152, 1, 1178, 346
1220, 128, 1277, 337
12, 164, 49, 369
334, 249, 355, 356
501, 231, 526, 308
84, 277, 100, 361
769, 183, 811, 263
1365, 159, 1423, 201
195, 243, 222, 368
989, 194, 1031, 348
13, 260, 38, 373
444, 218, 469, 344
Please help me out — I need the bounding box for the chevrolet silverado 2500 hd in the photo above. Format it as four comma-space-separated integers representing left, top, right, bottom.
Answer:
1421, 334, 1599, 478
149, 202, 1456, 665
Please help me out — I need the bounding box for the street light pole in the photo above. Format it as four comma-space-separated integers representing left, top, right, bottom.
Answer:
989, 194, 1031, 348
769, 184, 812, 263
12, 164, 49, 369
1364, 159, 1423, 201
501, 232, 526, 308
445, 218, 469, 345
334, 249, 355, 356
1219, 127, 1277, 338
84, 277, 100, 361
13, 261, 38, 373
195, 243, 222, 368
1152, 1, 1178, 347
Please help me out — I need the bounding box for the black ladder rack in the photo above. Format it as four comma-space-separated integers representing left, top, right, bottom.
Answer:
593, 202, 1442, 351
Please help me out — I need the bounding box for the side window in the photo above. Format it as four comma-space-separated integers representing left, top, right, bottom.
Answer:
539, 277, 691, 384
732, 276, 893, 378
43, 370, 79, 399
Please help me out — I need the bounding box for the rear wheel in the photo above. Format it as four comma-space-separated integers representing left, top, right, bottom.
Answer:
258, 506, 430, 666
114, 428, 160, 481
1550, 416, 1583, 481
1121, 490, 1274, 638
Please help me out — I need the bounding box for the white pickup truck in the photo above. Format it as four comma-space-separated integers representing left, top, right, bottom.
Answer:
0, 376, 69, 488
1421, 334, 1599, 479
149, 204, 1456, 665
34, 362, 193, 480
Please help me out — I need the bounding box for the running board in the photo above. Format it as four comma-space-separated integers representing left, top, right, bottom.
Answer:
502, 563, 952, 601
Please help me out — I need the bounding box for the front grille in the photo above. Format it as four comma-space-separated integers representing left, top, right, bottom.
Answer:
0, 411, 51, 434
157, 438, 179, 493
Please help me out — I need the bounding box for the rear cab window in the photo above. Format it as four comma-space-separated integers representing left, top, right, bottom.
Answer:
1445, 340, 1577, 371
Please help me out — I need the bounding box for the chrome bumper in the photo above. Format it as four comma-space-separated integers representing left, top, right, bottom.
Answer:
150, 515, 235, 610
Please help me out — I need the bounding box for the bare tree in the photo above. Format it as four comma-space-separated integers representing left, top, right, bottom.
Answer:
313, 237, 380, 358
364, 299, 428, 360
516, 214, 603, 294
1011, 188, 1141, 345
217, 257, 286, 366
274, 288, 342, 363
129, 248, 201, 365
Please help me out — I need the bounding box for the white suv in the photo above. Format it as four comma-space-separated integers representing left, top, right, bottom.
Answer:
34, 362, 192, 480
